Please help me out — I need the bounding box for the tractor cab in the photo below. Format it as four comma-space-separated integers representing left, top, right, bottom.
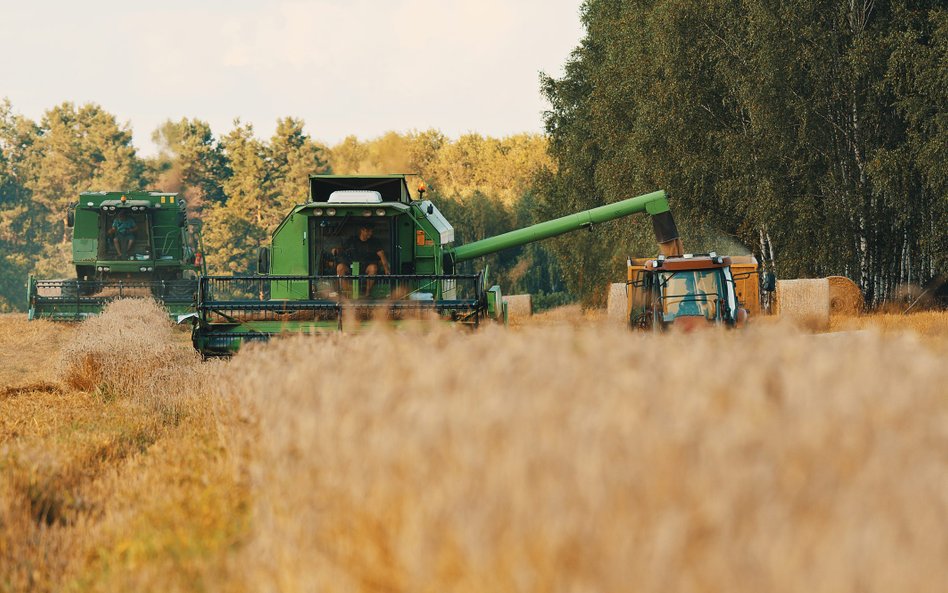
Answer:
628, 253, 749, 331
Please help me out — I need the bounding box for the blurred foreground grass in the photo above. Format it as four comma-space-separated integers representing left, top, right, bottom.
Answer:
0, 304, 946, 592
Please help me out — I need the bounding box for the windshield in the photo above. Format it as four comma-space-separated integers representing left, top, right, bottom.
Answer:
659, 269, 724, 320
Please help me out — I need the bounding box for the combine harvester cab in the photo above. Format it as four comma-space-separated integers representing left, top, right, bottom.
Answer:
28, 191, 205, 321
626, 253, 774, 331
193, 175, 679, 356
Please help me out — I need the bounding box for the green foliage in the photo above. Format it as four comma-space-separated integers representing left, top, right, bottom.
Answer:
150, 118, 229, 207
541, 0, 947, 305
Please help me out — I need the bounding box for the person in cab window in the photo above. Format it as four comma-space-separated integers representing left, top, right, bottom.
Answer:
334, 224, 391, 294
676, 274, 706, 317
110, 210, 138, 258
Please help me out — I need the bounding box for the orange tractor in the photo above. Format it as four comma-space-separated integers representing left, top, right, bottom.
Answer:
626, 252, 774, 331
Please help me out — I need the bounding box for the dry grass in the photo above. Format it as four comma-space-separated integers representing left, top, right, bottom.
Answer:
0, 300, 245, 593
2, 303, 947, 592
218, 319, 948, 593
0, 314, 77, 385
57, 298, 198, 396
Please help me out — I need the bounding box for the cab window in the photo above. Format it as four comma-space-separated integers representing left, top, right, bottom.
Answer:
312, 217, 393, 275
659, 270, 723, 319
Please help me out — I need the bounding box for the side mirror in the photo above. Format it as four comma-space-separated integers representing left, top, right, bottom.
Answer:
66, 209, 74, 228
762, 271, 776, 292
257, 246, 270, 275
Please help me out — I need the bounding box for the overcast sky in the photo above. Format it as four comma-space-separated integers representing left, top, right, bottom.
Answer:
0, 0, 585, 155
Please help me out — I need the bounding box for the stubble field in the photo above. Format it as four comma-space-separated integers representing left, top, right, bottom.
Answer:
1, 300, 946, 592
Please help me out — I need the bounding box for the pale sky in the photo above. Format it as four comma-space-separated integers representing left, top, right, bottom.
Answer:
0, 0, 585, 155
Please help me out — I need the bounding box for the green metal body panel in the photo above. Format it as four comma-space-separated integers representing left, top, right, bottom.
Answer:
29, 191, 205, 321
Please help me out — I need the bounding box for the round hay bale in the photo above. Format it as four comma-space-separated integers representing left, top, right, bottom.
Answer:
606, 283, 628, 323
503, 294, 533, 321
775, 278, 830, 330
827, 276, 864, 316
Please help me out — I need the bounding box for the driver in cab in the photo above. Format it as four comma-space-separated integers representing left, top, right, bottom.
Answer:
333, 224, 391, 293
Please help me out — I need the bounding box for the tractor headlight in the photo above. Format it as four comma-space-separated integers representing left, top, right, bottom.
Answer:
326, 208, 336, 216
140, 266, 147, 272
97, 266, 103, 271
313, 208, 323, 216
375, 209, 385, 216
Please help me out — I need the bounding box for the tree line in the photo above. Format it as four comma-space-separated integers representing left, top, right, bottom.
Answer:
0, 102, 560, 311
539, 0, 946, 305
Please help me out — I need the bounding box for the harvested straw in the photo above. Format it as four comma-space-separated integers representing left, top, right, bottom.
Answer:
776, 278, 830, 330
503, 294, 533, 321
606, 282, 627, 323
58, 298, 198, 394
828, 276, 864, 315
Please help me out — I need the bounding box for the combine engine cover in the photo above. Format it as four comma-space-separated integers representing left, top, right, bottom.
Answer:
28, 191, 204, 321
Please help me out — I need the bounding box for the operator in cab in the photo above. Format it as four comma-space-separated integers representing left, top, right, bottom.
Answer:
109, 210, 138, 258
333, 224, 391, 294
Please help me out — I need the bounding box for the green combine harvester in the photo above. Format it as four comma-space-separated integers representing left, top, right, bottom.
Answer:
191, 174, 680, 356
28, 191, 206, 321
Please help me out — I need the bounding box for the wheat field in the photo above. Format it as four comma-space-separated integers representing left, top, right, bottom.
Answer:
1, 300, 946, 592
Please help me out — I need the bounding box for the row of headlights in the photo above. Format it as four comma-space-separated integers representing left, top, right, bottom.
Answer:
101, 205, 150, 211
312, 208, 386, 217
96, 265, 154, 272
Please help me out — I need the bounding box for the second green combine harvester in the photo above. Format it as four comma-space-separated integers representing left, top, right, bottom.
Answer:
28, 191, 205, 321
191, 175, 681, 355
